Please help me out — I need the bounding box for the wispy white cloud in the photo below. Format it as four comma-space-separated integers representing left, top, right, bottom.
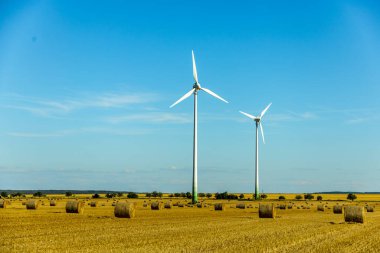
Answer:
1, 92, 158, 117
106, 112, 191, 124
265, 111, 319, 122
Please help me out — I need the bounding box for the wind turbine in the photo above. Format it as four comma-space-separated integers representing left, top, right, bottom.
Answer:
170, 50, 228, 204
239, 103, 272, 200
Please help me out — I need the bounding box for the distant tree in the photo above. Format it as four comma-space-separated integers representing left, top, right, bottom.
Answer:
295, 195, 302, 200
198, 193, 206, 198
11, 192, 23, 198
146, 193, 152, 198
278, 195, 286, 200
127, 192, 138, 199
239, 194, 245, 199
0, 192, 8, 198
168, 193, 174, 198
206, 193, 213, 198
92, 193, 100, 199
105, 193, 116, 198
65, 192, 73, 197
180, 192, 186, 198
186, 192, 192, 199
117, 192, 123, 197
33, 192, 43, 197
317, 196, 323, 201
347, 193, 357, 201
158, 192, 163, 198
152, 191, 159, 198
260, 194, 268, 199
304, 194, 314, 200
215, 192, 238, 200
174, 193, 180, 198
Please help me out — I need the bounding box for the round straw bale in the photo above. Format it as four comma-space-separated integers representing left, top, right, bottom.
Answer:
178, 203, 184, 207
66, 201, 85, 214
317, 205, 325, 211
151, 201, 162, 210
333, 205, 343, 214
173, 202, 179, 207
279, 204, 286, 210
344, 206, 365, 223
287, 204, 293, 209
112, 202, 116, 206
0, 199, 10, 208
26, 200, 40, 210
236, 203, 246, 209
164, 202, 172, 209
214, 203, 226, 211
90, 201, 98, 207
259, 203, 275, 218
197, 203, 204, 208
114, 202, 135, 218
142, 203, 148, 207
366, 206, 374, 212
50, 200, 56, 206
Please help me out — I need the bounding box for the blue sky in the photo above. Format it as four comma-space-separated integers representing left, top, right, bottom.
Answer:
1, 0, 379, 193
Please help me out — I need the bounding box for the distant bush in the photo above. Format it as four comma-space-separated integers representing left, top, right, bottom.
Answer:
198, 193, 206, 198
146, 193, 152, 198
295, 195, 302, 200
278, 195, 286, 200
186, 192, 192, 199
105, 193, 116, 198
92, 193, 100, 199
0, 192, 7, 198
304, 194, 314, 200
117, 192, 123, 197
239, 194, 245, 199
260, 194, 268, 199
206, 193, 213, 198
215, 192, 238, 200
65, 192, 73, 197
347, 193, 357, 201
317, 196, 323, 201
10, 192, 23, 198
33, 192, 44, 197
174, 193, 180, 197
127, 192, 138, 199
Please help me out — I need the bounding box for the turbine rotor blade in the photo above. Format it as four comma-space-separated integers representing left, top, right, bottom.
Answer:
260, 122, 265, 144
260, 102, 272, 118
239, 111, 257, 120
192, 50, 199, 84
170, 88, 195, 108
201, 87, 228, 103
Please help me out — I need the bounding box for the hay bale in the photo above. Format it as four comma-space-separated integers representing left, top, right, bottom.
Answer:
90, 201, 98, 207
66, 201, 85, 214
0, 199, 10, 208
259, 203, 275, 218
279, 204, 286, 210
344, 206, 365, 223
172, 202, 179, 207
142, 203, 148, 207
114, 202, 135, 218
26, 200, 40, 210
287, 204, 293, 209
317, 205, 325, 211
236, 203, 246, 209
366, 206, 374, 212
101, 203, 105, 207
196, 203, 204, 208
151, 201, 162, 210
164, 202, 172, 209
333, 205, 343, 214
178, 203, 184, 207
214, 203, 226, 211
50, 200, 56, 206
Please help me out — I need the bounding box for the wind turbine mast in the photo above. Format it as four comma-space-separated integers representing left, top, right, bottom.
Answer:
170, 50, 228, 204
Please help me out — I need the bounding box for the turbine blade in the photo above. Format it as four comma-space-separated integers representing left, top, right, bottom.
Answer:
260, 103, 272, 118
239, 111, 257, 120
201, 87, 228, 103
170, 88, 195, 108
260, 122, 265, 144
192, 50, 199, 84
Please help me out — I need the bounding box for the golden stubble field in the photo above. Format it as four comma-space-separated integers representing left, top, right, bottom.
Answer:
1, 194, 380, 253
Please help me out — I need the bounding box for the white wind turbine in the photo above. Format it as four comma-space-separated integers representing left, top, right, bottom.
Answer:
240, 103, 272, 200
170, 50, 228, 204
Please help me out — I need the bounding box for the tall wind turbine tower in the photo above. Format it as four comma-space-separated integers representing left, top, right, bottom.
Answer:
240, 103, 272, 200
170, 50, 228, 204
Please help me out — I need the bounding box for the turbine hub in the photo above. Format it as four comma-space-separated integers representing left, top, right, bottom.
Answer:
193, 83, 201, 90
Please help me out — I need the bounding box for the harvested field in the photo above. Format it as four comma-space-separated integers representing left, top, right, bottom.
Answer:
1, 197, 380, 252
